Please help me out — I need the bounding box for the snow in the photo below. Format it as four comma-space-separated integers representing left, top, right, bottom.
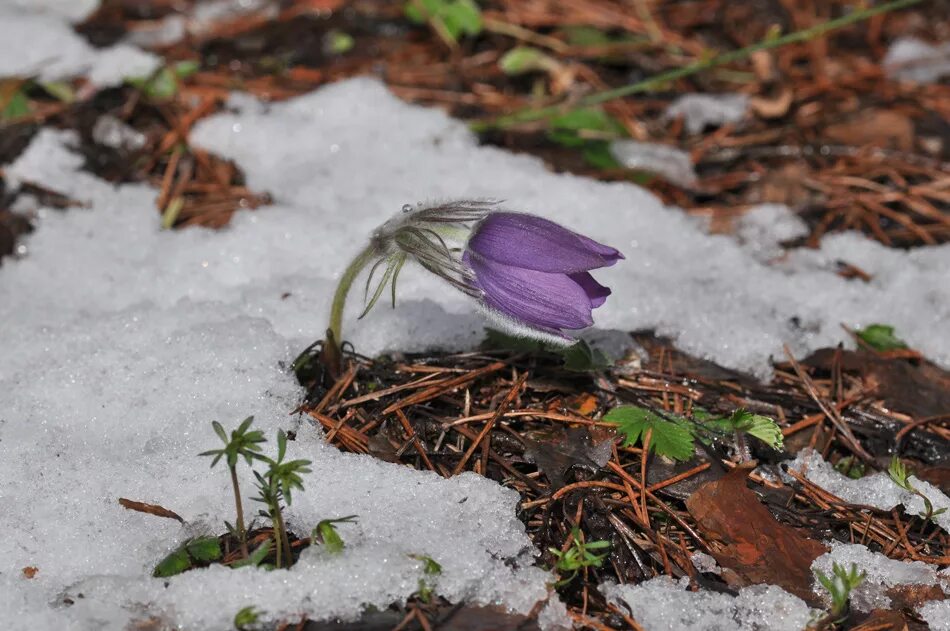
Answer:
884, 37, 950, 83
735, 203, 809, 262
811, 543, 946, 613
920, 599, 950, 631
608, 140, 697, 188
785, 450, 950, 533
0, 0, 100, 23
0, 4, 159, 85
602, 577, 816, 631
665, 93, 749, 134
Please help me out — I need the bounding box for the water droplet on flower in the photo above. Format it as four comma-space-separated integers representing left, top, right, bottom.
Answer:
401, 204, 413, 213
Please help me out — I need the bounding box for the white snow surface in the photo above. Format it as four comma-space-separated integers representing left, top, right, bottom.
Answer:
920, 599, 950, 631
786, 450, 950, 533
602, 577, 815, 631
664, 93, 749, 134
884, 37, 950, 83
735, 203, 809, 262
0, 3, 159, 85
812, 543, 947, 613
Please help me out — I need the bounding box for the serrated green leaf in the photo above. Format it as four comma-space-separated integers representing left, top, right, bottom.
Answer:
729, 410, 784, 450
186, 536, 222, 562
153, 547, 192, 577
603, 406, 695, 461
856, 324, 907, 352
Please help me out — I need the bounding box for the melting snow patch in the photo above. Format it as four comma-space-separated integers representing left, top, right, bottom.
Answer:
0, 0, 100, 23
602, 576, 815, 631
608, 140, 698, 188
884, 37, 950, 83
920, 599, 950, 631
665, 93, 749, 134
735, 203, 809, 261
811, 543, 946, 613
785, 449, 950, 533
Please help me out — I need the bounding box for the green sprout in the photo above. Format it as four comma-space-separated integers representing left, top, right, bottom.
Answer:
856, 324, 907, 352
199, 417, 268, 558
233, 605, 261, 630
549, 527, 610, 586
815, 562, 866, 622
312, 515, 358, 554
153, 536, 223, 578
252, 430, 312, 568
703, 408, 784, 461
404, 0, 482, 46
888, 456, 948, 526
409, 554, 442, 603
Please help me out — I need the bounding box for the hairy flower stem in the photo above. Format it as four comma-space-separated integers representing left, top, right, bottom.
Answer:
324, 243, 379, 377
229, 465, 249, 558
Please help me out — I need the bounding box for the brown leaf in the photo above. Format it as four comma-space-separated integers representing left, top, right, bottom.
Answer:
118, 498, 184, 523
885, 583, 946, 611
825, 109, 914, 152
523, 426, 612, 489
22, 566, 38, 579
852, 609, 920, 631
750, 86, 793, 119
685, 465, 827, 602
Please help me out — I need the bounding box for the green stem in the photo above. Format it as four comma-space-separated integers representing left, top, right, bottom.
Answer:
229, 465, 249, 558
471, 0, 924, 131
328, 243, 379, 351
273, 506, 292, 568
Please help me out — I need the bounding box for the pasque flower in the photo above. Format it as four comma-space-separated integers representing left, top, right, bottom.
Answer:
323, 201, 622, 371
463, 212, 622, 341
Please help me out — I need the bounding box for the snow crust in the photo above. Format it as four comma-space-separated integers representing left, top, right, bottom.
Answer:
0, 3, 159, 85
602, 577, 815, 631
786, 450, 950, 533
884, 37, 950, 83
664, 93, 749, 134
608, 140, 697, 188
735, 203, 809, 262
812, 543, 946, 612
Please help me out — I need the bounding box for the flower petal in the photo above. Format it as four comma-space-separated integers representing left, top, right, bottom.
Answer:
569, 272, 611, 308
467, 212, 624, 273
466, 253, 594, 331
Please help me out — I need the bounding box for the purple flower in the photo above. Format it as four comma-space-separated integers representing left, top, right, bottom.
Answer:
463, 212, 623, 341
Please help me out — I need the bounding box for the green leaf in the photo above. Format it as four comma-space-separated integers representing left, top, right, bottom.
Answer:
153, 547, 192, 577
186, 536, 222, 562
548, 108, 625, 147
233, 605, 260, 630
560, 339, 610, 372
581, 142, 621, 170
212, 421, 229, 443
325, 30, 355, 54
603, 406, 695, 461
499, 47, 556, 75
562, 26, 613, 47
856, 324, 907, 352
888, 456, 912, 491
729, 409, 784, 450
39, 81, 75, 103
1, 89, 30, 120
232, 540, 272, 568
439, 0, 482, 37
173, 60, 200, 78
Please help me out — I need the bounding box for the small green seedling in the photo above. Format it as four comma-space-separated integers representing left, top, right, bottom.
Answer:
549, 527, 610, 586
834, 455, 866, 480
233, 605, 261, 630
252, 430, 312, 568
888, 456, 948, 525
153, 536, 223, 577
815, 562, 866, 622
404, 0, 482, 45
231, 540, 272, 569
604, 405, 695, 461
702, 408, 784, 461
200, 416, 268, 558
856, 324, 907, 352
312, 515, 358, 554
409, 554, 442, 603
127, 60, 200, 101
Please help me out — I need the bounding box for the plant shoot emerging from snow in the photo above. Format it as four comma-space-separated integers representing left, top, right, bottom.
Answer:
323, 200, 623, 373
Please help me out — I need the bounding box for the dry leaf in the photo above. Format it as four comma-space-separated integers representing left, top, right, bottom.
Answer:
750, 86, 793, 119
685, 465, 827, 602
825, 109, 914, 152
523, 426, 612, 489
22, 566, 38, 579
